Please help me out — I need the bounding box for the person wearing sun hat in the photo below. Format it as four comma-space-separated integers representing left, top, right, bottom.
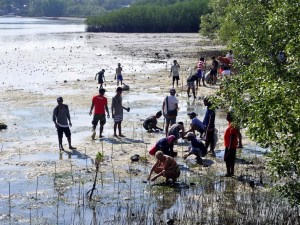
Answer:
183, 132, 207, 164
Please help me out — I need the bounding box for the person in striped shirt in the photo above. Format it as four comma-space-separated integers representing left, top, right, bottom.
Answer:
196, 57, 206, 87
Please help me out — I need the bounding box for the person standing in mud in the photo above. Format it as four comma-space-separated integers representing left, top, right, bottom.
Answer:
162, 88, 178, 136
115, 63, 123, 86
52, 97, 76, 151
111, 87, 130, 138
196, 57, 206, 87
223, 112, 239, 176
203, 97, 216, 156
95, 69, 105, 89
170, 60, 180, 87
89, 88, 110, 139
209, 56, 219, 85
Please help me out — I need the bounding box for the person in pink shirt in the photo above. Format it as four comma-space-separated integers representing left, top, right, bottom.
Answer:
196, 57, 206, 87
89, 88, 110, 139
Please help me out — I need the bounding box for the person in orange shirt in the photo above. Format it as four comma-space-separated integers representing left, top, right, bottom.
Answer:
223, 112, 239, 177
89, 88, 110, 139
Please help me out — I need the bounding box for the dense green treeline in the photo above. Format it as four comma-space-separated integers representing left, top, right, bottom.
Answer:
86, 0, 209, 32
0, 0, 135, 17
200, 0, 300, 205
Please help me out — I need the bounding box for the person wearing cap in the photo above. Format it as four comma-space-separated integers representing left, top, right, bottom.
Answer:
183, 132, 207, 164
89, 88, 110, 139
168, 122, 185, 140
203, 97, 216, 156
186, 112, 205, 138
115, 63, 123, 86
223, 112, 239, 176
149, 135, 177, 157
170, 60, 180, 88
52, 97, 76, 151
162, 88, 178, 136
111, 87, 130, 138
95, 69, 106, 89
147, 151, 180, 184
143, 111, 163, 132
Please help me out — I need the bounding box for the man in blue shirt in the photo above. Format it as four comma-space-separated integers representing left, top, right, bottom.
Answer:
186, 112, 205, 138
183, 132, 207, 164
203, 97, 216, 156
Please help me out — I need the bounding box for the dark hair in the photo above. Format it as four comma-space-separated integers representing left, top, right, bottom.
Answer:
116, 87, 123, 92
178, 122, 184, 126
211, 56, 216, 60
200, 57, 205, 61
156, 111, 162, 116
99, 88, 106, 94
102, 69, 105, 72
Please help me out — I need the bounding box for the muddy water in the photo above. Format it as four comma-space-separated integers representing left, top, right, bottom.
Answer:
0, 18, 287, 225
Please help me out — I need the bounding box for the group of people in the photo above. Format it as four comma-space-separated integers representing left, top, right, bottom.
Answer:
94, 63, 125, 89
53, 53, 242, 185
170, 50, 234, 99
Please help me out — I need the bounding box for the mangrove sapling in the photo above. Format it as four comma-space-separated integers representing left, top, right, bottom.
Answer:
8, 181, 11, 217
86, 152, 104, 201
35, 176, 39, 200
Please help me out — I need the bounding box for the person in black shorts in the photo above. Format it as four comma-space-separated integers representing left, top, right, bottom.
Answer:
52, 97, 76, 151
95, 69, 105, 89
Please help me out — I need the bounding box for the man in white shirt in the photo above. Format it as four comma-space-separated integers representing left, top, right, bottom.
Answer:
170, 60, 180, 87
162, 88, 178, 136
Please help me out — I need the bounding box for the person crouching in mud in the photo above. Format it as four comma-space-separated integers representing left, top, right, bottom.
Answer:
183, 132, 207, 165
149, 135, 177, 157
147, 151, 180, 184
143, 111, 163, 132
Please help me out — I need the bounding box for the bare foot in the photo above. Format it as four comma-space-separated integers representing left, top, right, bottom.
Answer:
114, 134, 120, 138
69, 146, 76, 150
119, 134, 126, 137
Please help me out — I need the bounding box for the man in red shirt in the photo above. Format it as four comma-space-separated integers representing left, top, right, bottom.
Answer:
89, 88, 110, 139
224, 112, 239, 177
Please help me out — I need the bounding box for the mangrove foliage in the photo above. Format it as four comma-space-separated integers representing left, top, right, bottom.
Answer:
201, 0, 300, 205
85, 0, 210, 32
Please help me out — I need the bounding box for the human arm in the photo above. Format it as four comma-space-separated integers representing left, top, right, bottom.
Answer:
65, 105, 72, 127
105, 104, 110, 118
147, 161, 159, 181
89, 102, 94, 116
95, 72, 98, 80
52, 108, 58, 127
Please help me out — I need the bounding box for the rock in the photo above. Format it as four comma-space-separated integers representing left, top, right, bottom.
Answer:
64, 80, 67, 83
122, 84, 130, 91
0, 123, 7, 129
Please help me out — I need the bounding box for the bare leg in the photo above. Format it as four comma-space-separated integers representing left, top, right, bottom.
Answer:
67, 136, 76, 149
114, 122, 118, 136
99, 125, 104, 137
165, 120, 170, 137
192, 87, 196, 99
187, 87, 191, 97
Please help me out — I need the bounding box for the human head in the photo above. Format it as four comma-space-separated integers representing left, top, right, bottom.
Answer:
186, 132, 195, 140
170, 88, 176, 96
118, 63, 121, 67
229, 50, 233, 54
156, 110, 162, 118
99, 88, 106, 95
155, 151, 164, 160
116, 87, 123, 95
226, 111, 234, 122
167, 135, 176, 144
173, 60, 177, 64
211, 56, 216, 60
203, 96, 211, 107
188, 112, 196, 119
102, 69, 105, 72
57, 97, 63, 104
178, 122, 184, 129
200, 57, 205, 62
